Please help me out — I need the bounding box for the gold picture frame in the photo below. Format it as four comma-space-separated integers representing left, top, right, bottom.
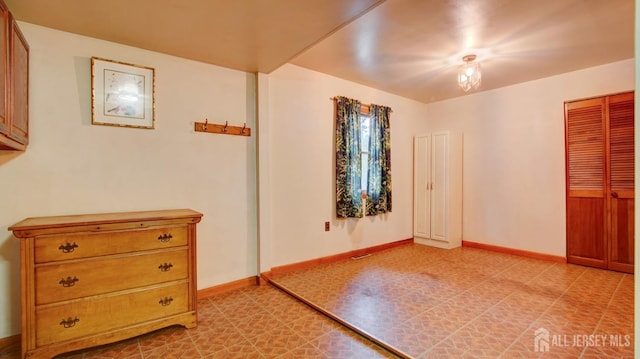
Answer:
91, 57, 155, 129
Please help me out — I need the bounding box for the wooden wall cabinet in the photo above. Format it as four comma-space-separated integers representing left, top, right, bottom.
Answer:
10, 209, 203, 358
0, 0, 28, 151
413, 132, 463, 248
565, 91, 634, 273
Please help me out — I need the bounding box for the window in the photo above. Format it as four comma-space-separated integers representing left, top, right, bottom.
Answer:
335, 97, 392, 218
360, 114, 370, 196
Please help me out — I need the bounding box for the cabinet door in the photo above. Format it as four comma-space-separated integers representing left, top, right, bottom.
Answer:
607, 92, 634, 273
0, 3, 7, 137
9, 15, 27, 145
565, 98, 607, 269
414, 135, 431, 238
430, 132, 449, 241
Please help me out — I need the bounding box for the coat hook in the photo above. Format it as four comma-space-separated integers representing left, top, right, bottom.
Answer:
223, 121, 228, 132
241, 123, 246, 134
203, 118, 208, 131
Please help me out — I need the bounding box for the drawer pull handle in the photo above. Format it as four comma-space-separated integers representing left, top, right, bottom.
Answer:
157, 233, 173, 242
58, 242, 79, 253
59, 276, 79, 287
60, 317, 80, 328
158, 297, 173, 306
158, 263, 173, 272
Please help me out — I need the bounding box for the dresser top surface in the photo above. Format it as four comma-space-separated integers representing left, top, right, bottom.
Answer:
9, 209, 203, 233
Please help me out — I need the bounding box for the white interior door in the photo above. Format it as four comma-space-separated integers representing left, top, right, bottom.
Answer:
414, 135, 431, 238
430, 132, 449, 241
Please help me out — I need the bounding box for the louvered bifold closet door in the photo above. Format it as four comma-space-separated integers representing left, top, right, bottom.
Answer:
607, 92, 634, 273
565, 97, 607, 269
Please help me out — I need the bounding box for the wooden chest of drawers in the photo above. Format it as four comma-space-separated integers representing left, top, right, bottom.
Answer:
10, 209, 202, 359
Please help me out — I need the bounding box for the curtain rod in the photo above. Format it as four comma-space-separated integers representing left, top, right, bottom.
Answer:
329, 97, 393, 112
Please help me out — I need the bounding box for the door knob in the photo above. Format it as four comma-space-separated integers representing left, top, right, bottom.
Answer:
611, 192, 619, 198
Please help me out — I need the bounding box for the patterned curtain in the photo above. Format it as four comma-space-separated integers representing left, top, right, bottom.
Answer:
336, 96, 363, 218
366, 104, 392, 216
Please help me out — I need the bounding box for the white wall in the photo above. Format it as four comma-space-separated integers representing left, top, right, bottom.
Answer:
0, 23, 258, 337
265, 60, 634, 267
425, 59, 634, 256
267, 64, 427, 267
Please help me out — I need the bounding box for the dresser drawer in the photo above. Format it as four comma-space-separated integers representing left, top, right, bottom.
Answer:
34, 226, 187, 263
36, 282, 189, 346
35, 248, 188, 305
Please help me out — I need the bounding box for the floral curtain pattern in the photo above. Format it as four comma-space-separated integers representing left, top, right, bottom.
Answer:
366, 104, 392, 216
336, 96, 363, 218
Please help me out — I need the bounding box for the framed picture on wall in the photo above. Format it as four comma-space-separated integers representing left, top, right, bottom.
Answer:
91, 57, 155, 129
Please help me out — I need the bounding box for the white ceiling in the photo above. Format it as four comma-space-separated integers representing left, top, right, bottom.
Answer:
5, 0, 635, 103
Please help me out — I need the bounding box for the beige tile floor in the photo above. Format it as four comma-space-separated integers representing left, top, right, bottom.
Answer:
0, 243, 634, 358
0, 286, 395, 359
271, 244, 634, 358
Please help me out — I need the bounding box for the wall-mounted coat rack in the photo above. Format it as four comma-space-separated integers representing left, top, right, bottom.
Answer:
194, 119, 251, 136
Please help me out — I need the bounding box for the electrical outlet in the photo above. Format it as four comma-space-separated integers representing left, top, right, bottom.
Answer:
324, 221, 330, 231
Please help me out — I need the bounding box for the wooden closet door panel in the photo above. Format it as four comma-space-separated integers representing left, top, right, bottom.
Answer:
566, 197, 606, 266
607, 92, 634, 273
565, 98, 606, 268
609, 196, 634, 272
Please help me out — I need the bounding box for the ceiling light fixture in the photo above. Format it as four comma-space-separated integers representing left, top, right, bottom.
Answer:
457, 54, 481, 92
